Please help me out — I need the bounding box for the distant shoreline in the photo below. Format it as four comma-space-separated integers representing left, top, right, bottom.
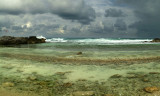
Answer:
1, 36, 160, 45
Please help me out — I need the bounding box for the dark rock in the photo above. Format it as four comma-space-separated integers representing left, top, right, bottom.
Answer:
13, 37, 28, 44
28, 36, 45, 44
110, 74, 122, 78
28, 76, 37, 81
0, 36, 46, 45
63, 82, 72, 88
55, 72, 66, 75
151, 38, 160, 42
126, 74, 137, 78
142, 78, 150, 82
0, 36, 16, 45
77, 52, 83, 55
149, 72, 160, 74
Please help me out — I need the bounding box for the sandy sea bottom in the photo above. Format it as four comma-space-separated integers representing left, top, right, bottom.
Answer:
0, 43, 160, 96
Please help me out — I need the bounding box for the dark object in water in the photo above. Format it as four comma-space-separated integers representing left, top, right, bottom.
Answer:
151, 38, 160, 42
0, 36, 45, 45
110, 74, 122, 78
63, 82, 72, 88
149, 72, 160, 74
144, 86, 159, 93
77, 52, 83, 55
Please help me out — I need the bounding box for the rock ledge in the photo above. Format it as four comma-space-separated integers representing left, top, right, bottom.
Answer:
0, 36, 45, 45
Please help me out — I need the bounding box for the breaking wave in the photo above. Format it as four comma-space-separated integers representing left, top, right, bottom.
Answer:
37, 36, 152, 45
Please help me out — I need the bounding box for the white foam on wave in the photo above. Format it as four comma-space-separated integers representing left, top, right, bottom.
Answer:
36, 36, 152, 44
45, 38, 152, 45
75, 38, 152, 44
46, 38, 68, 42
36, 35, 46, 39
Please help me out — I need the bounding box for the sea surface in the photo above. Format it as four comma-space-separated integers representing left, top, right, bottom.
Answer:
0, 37, 160, 96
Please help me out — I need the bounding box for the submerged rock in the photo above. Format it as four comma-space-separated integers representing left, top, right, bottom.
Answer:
28, 76, 37, 81
110, 74, 122, 78
77, 52, 83, 55
126, 74, 137, 78
55, 72, 66, 75
149, 72, 160, 74
2, 82, 15, 87
1, 65, 14, 69
16, 69, 24, 73
142, 78, 150, 82
0, 36, 45, 45
72, 91, 95, 96
144, 86, 159, 93
63, 82, 72, 88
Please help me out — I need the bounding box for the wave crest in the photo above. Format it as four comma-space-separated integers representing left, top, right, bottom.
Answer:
44, 38, 152, 45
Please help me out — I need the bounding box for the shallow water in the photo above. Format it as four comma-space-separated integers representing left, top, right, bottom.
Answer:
0, 43, 160, 96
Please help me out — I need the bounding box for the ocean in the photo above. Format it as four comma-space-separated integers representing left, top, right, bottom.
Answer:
0, 37, 160, 96
45, 38, 152, 45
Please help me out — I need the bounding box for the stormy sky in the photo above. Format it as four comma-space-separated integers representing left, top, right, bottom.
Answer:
0, 0, 159, 38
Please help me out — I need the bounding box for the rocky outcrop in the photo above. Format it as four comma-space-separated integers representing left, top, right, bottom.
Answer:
28, 36, 46, 44
151, 38, 160, 42
0, 36, 45, 45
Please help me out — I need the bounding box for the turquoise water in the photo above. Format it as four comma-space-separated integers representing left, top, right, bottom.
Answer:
0, 39, 160, 96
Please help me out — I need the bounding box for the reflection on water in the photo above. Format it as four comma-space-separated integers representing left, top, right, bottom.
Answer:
0, 43, 160, 96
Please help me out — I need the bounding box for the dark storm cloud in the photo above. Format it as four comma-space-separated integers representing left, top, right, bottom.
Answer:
116, 0, 160, 37
12, 25, 23, 30
52, 0, 96, 24
0, 0, 141, 38
87, 21, 129, 38
88, 25, 104, 34
0, 0, 95, 24
2, 23, 62, 37
70, 28, 81, 33
54, 7, 95, 24
0, 16, 13, 33
105, 8, 126, 17
28, 24, 60, 32
0, 17, 12, 28
114, 19, 127, 31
